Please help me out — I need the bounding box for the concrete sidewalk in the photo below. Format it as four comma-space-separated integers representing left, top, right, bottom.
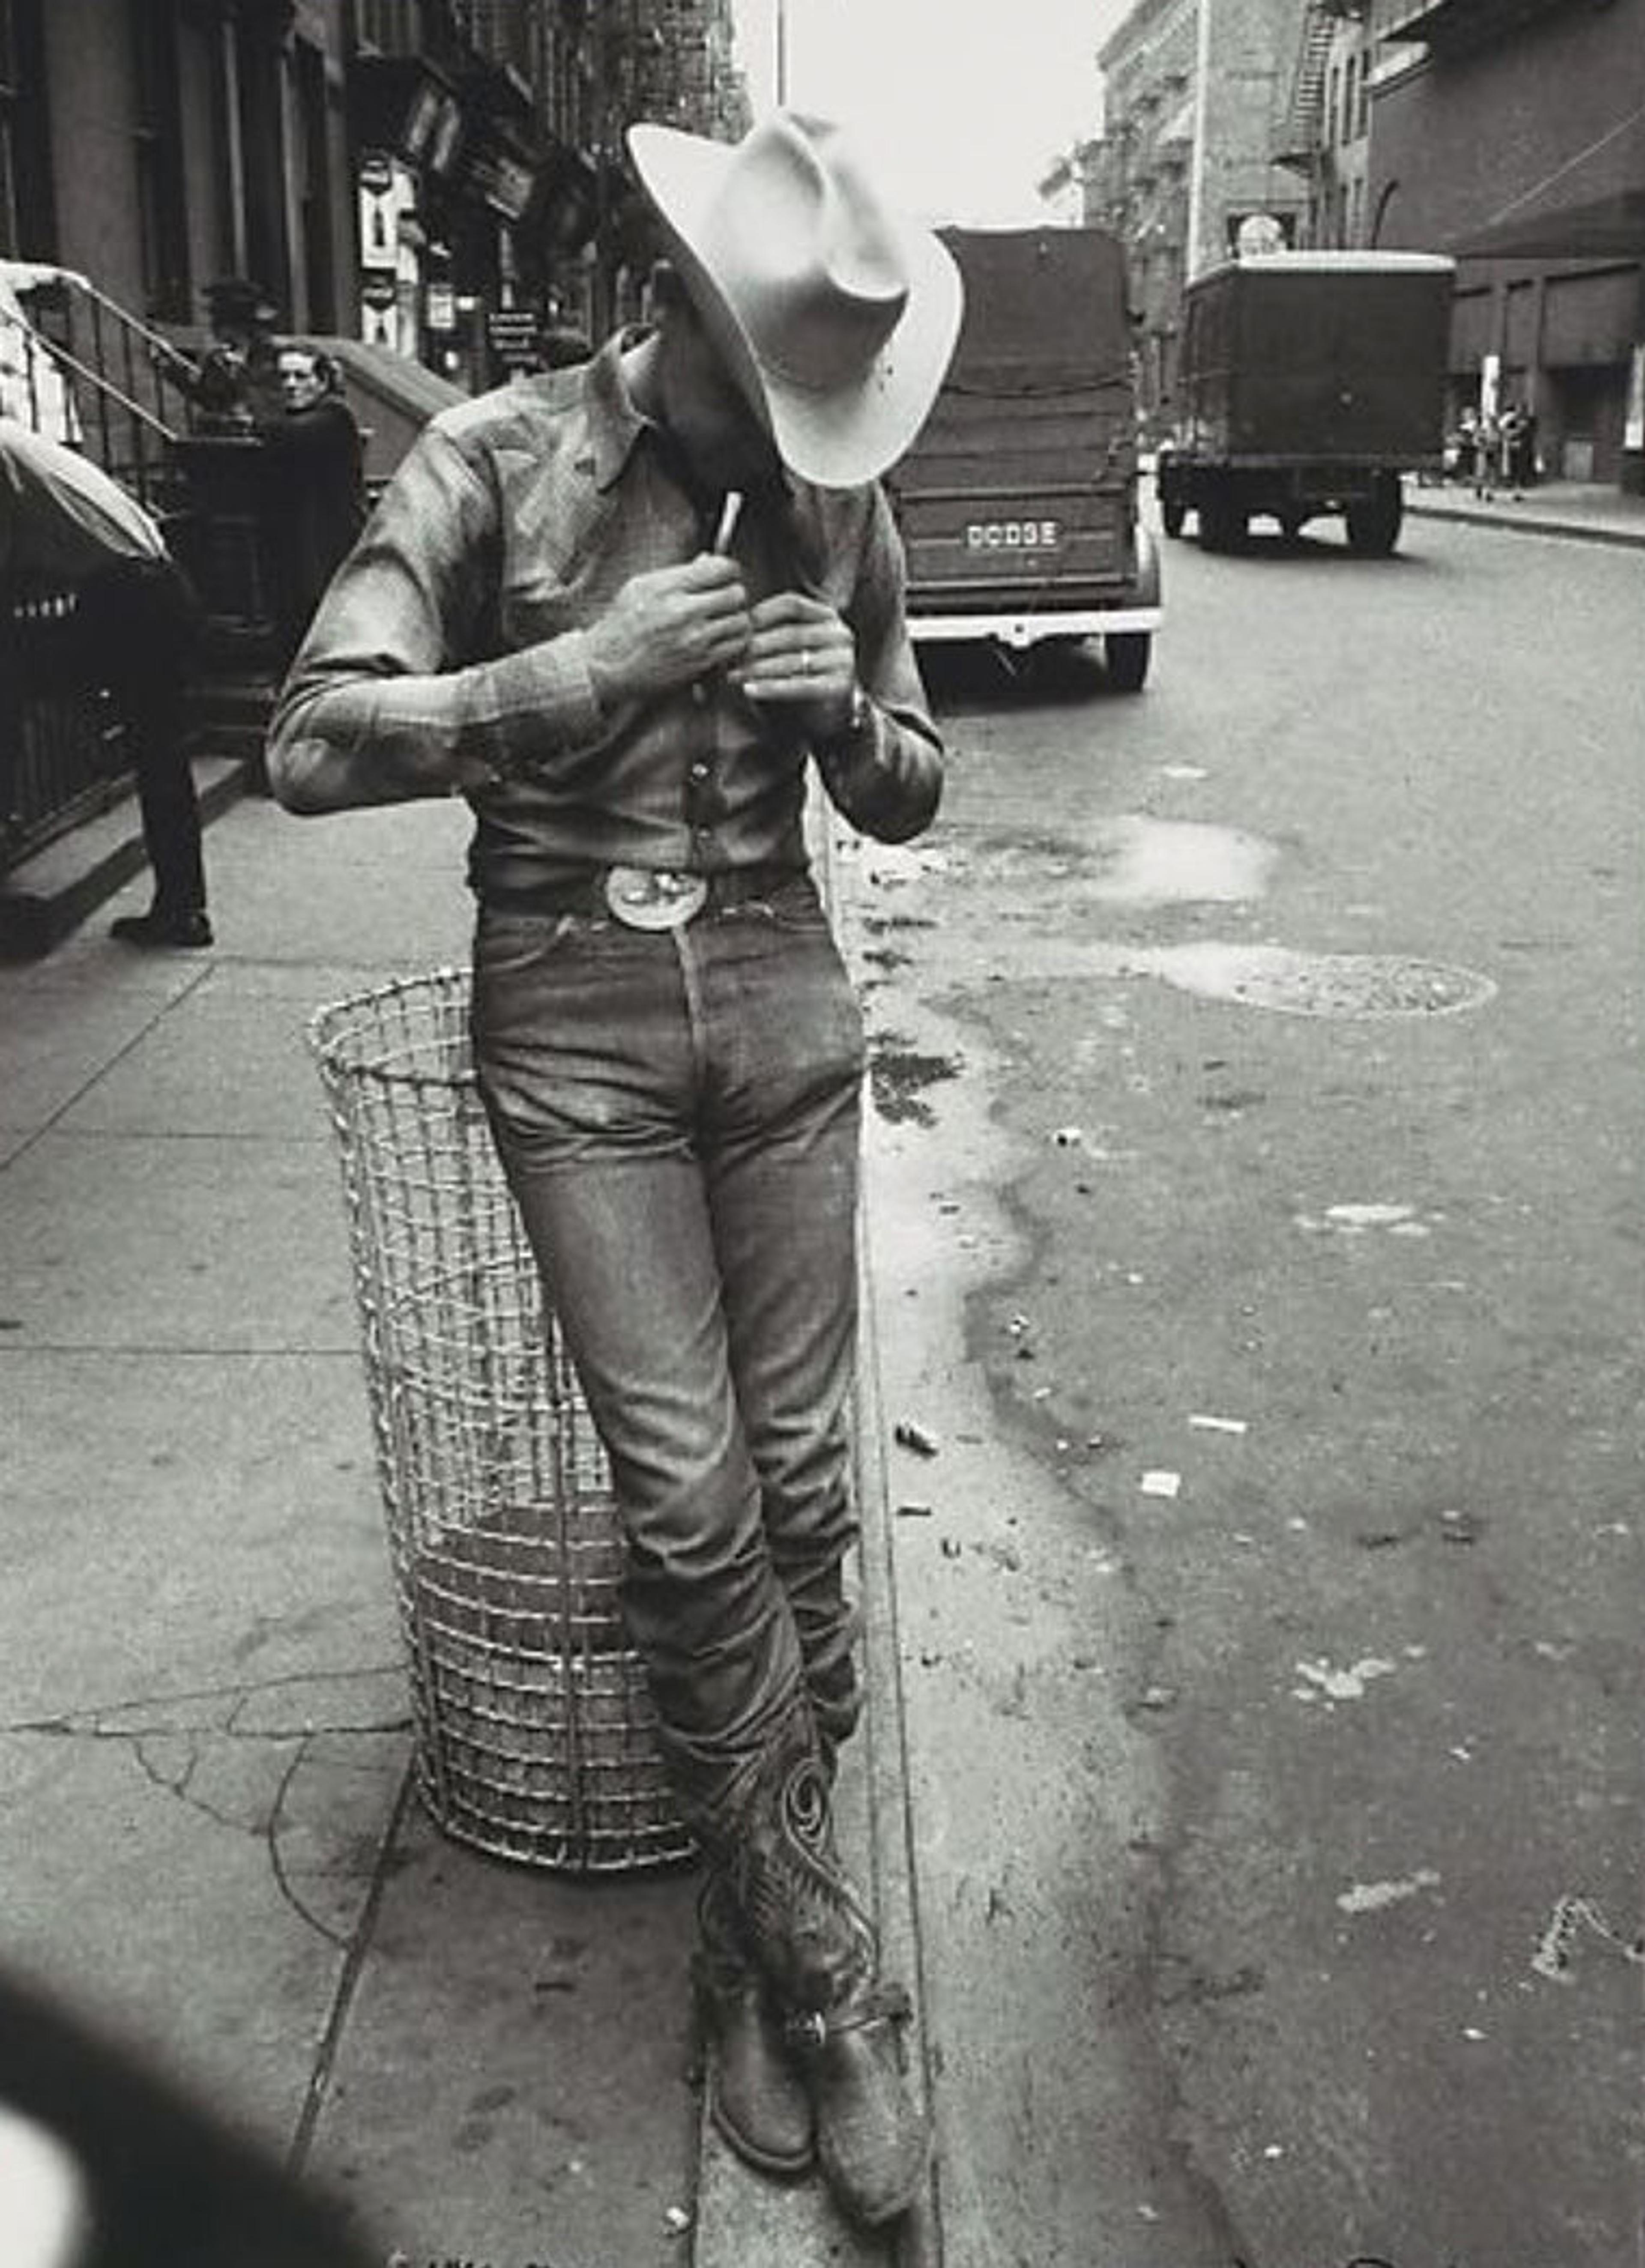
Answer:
1404, 472, 1645, 548
0, 789, 927, 2267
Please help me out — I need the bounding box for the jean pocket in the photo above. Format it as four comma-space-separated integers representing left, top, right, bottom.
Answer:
472, 909, 580, 985
751, 875, 831, 935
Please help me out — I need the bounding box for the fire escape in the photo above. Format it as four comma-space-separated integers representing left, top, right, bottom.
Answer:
1272, 0, 1339, 228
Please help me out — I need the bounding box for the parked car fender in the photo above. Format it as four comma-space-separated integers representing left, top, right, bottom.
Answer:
1132, 517, 1161, 607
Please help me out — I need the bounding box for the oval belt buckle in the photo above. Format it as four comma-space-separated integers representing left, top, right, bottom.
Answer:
604, 865, 709, 931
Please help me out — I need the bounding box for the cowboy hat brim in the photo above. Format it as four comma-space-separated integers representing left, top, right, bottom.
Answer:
629, 121, 963, 490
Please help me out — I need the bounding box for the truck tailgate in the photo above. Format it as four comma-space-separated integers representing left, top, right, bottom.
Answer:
891, 382, 1135, 608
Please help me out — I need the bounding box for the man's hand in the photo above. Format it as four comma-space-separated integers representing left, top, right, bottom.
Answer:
736, 592, 858, 739
583, 553, 751, 708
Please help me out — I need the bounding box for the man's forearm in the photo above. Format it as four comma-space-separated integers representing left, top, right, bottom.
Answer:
813, 695, 943, 842
267, 629, 606, 815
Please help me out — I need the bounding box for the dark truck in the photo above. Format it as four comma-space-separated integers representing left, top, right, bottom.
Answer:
884, 224, 1161, 690
1156, 250, 1456, 554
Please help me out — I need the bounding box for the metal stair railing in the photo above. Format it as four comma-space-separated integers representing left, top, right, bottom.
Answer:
0, 272, 200, 514
0, 276, 270, 893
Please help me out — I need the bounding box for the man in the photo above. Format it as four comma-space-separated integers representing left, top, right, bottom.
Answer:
260, 344, 365, 672
0, 420, 209, 948
267, 110, 961, 2229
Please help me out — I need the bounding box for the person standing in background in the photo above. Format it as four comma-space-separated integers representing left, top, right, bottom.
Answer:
260, 344, 365, 674
1496, 402, 1525, 500
1473, 401, 1501, 499
0, 418, 210, 949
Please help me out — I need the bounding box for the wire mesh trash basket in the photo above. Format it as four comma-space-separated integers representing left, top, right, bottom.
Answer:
310, 968, 692, 1876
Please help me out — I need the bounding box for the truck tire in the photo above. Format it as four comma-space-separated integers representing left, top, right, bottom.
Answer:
1104, 632, 1151, 692
1200, 492, 1246, 553
1344, 475, 1403, 556
1161, 492, 1186, 538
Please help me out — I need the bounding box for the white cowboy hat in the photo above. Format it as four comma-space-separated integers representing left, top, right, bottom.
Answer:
628, 110, 963, 489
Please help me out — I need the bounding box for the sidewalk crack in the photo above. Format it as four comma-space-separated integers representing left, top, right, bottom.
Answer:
6, 1679, 411, 1951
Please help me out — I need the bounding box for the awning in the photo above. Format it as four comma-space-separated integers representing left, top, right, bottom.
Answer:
1446, 105, 1645, 262
521, 142, 602, 258
352, 55, 464, 176
1448, 188, 1645, 262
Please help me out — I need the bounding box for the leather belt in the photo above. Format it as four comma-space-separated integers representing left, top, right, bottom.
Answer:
484, 862, 805, 932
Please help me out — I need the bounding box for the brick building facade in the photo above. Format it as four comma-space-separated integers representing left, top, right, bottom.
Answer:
1095, 0, 1309, 433
1367, 0, 1645, 489
1087, 0, 1644, 490
0, 0, 749, 381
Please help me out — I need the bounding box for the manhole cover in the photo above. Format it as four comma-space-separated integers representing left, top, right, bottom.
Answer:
1146, 946, 1497, 1019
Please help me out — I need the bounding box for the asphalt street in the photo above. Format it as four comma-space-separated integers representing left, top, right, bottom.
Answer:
851, 494, 1645, 2267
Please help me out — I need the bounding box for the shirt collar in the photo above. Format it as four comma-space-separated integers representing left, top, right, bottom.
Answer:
584, 328, 653, 492
580, 327, 796, 516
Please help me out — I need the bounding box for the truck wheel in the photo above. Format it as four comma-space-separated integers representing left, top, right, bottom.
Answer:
1277, 510, 1305, 544
1105, 633, 1151, 693
1345, 476, 1403, 556
1161, 494, 1186, 538
1200, 496, 1245, 553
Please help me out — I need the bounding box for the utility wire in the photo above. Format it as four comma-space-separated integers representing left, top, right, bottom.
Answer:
1474, 102, 1645, 231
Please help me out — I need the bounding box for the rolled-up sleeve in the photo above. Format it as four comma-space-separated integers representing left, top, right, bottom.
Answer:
812, 482, 943, 844
266, 423, 604, 814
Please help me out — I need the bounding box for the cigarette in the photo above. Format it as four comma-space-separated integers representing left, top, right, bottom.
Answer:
713, 490, 744, 553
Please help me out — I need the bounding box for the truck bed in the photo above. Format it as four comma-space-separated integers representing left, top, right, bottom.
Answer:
887, 228, 1149, 627
1180, 252, 1454, 465
892, 376, 1137, 609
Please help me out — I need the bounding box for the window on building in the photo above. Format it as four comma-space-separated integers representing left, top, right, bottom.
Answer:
0, 0, 18, 254
0, 0, 52, 259
356, 0, 421, 55
129, 0, 190, 319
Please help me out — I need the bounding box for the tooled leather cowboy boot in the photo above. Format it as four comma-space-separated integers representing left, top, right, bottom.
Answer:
692, 1867, 814, 2177
727, 1717, 929, 2229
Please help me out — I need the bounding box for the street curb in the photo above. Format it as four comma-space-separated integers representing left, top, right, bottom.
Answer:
1406, 498, 1645, 550
831, 802, 941, 2265
687, 808, 938, 2268
852, 1240, 942, 2268
0, 749, 253, 960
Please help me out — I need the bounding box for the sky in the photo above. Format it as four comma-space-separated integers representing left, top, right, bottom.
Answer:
728, 0, 1124, 225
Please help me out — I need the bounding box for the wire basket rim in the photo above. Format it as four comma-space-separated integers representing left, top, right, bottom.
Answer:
309, 965, 478, 1093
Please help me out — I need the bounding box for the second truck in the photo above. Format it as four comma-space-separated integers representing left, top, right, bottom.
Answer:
1156, 250, 1456, 555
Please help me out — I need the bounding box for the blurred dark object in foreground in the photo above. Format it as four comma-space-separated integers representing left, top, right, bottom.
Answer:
0, 1969, 378, 2268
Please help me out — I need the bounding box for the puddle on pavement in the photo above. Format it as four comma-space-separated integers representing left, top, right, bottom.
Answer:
960, 817, 1277, 902
1127, 944, 1497, 1019
1088, 816, 1278, 904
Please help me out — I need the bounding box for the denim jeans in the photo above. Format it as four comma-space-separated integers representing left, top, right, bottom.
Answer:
470, 872, 866, 1840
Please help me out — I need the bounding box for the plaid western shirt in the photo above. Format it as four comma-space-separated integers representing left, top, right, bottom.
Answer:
267, 333, 944, 902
